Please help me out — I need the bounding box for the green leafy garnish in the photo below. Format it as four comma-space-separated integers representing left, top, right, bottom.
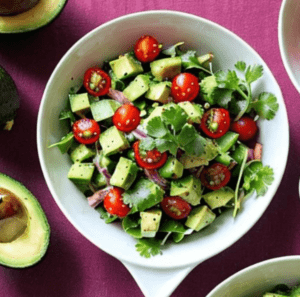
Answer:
135, 238, 162, 258
122, 215, 142, 238
251, 92, 279, 120
96, 206, 118, 223
140, 105, 207, 157
243, 161, 274, 197
162, 42, 185, 57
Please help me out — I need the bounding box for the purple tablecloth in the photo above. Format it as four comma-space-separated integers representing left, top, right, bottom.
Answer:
0, 0, 299, 296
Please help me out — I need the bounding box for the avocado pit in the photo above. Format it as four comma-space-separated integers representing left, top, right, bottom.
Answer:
0, 0, 40, 15
0, 188, 28, 243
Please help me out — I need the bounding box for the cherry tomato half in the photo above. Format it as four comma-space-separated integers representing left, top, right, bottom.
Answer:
133, 141, 168, 170
134, 35, 161, 63
103, 187, 131, 218
161, 196, 192, 220
72, 118, 101, 145
171, 73, 200, 103
200, 163, 231, 190
83, 67, 111, 97
200, 108, 231, 139
230, 116, 258, 142
112, 104, 141, 133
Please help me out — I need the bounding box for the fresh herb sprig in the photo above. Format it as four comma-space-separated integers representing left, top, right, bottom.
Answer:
140, 105, 207, 157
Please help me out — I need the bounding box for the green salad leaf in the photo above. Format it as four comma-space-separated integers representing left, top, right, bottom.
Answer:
96, 206, 118, 224
243, 161, 274, 197
251, 92, 279, 120
135, 238, 162, 258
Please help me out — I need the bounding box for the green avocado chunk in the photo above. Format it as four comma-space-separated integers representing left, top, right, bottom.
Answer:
185, 205, 216, 231
150, 57, 182, 81
140, 209, 162, 238
158, 157, 184, 179
90, 99, 121, 122
109, 53, 143, 80
145, 81, 171, 104
202, 187, 235, 209
70, 143, 95, 163
0, 173, 50, 268
0, 0, 68, 34
123, 74, 150, 102
110, 157, 139, 190
178, 102, 204, 124
67, 162, 95, 185
170, 175, 202, 206
0, 65, 19, 130
69, 93, 90, 115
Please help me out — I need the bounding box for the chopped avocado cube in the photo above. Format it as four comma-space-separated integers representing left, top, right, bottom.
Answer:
67, 163, 95, 185
202, 187, 235, 209
123, 74, 150, 102
145, 81, 171, 104
110, 157, 139, 190
140, 209, 162, 238
109, 53, 143, 80
70, 144, 96, 163
185, 205, 216, 231
170, 175, 202, 206
93, 172, 107, 188
178, 102, 204, 124
216, 131, 239, 153
48, 132, 75, 154
179, 139, 218, 168
99, 126, 130, 156
69, 93, 90, 114
90, 99, 121, 122
158, 157, 184, 179
150, 57, 181, 81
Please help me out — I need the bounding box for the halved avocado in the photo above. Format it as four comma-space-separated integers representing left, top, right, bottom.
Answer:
0, 65, 19, 130
0, 173, 50, 268
0, 0, 67, 33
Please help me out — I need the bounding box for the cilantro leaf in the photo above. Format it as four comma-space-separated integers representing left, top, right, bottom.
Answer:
139, 137, 156, 151
180, 50, 211, 73
146, 117, 168, 138
183, 134, 207, 157
162, 42, 184, 57
155, 138, 178, 155
96, 206, 118, 223
162, 105, 188, 132
176, 124, 198, 147
135, 238, 162, 258
243, 161, 274, 197
122, 179, 165, 213
215, 88, 234, 109
215, 70, 240, 90
251, 92, 279, 120
59, 108, 76, 125
122, 215, 142, 238
245, 64, 263, 84
235, 61, 246, 72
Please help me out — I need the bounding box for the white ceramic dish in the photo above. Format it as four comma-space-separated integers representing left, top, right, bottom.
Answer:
37, 10, 289, 297
207, 256, 300, 297
278, 0, 300, 93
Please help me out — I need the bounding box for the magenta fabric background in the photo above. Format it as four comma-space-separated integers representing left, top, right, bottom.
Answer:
0, 0, 299, 296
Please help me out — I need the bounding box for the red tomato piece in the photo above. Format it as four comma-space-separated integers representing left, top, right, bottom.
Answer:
134, 35, 161, 63
161, 196, 192, 220
230, 116, 258, 141
72, 118, 101, 145
200, 163, 231, 190
171, 73, 200, 103
200, 108, 231, 139
83, 67, 111, 97
103, 187, 130, 218
133, 141, 168, 170
112, 104, 141, 133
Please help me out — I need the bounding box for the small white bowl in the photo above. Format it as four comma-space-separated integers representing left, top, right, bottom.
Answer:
207, 256, 300, 297
278, 0, 300, 93
37, 10, 289, 297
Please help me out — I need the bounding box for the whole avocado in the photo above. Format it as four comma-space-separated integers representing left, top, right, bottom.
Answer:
0, 65, 19, 130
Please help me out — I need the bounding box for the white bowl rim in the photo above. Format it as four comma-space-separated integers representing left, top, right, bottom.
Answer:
278, 0, 300, 93
206, 255, 300, 296
37, 9, 290, 269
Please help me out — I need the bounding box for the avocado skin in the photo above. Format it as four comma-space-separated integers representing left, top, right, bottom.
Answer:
0, 65, 19, 127
0, 0, 68, 34
0, 172, 50, 268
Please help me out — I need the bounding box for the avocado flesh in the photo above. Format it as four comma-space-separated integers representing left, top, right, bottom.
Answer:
0, 0, 40, 15
0, 0, 67, 33
0, 173, 50, 268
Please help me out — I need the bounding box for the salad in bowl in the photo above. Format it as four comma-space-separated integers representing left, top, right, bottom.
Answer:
49, 34, 279, 258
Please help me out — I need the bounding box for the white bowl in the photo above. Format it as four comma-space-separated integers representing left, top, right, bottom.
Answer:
37, 10, 289, 297
278, 0, 300, 93
207, 256, 300, 297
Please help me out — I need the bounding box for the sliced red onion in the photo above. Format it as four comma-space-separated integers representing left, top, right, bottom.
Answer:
93, 155, 111, 185
132, 128, 148, 139
253, 142, 262, 160
247, 149, 254, 162
107, 88, 132, 105
87, 187, 112, 208
144, 168, 169, 190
